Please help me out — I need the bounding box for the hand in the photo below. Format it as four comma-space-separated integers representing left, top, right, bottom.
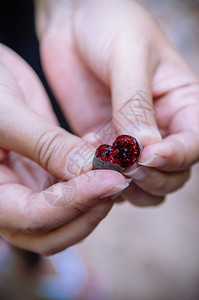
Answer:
35, 0, 199, 206
0, 43, 98, 179
0, 44, 127, 255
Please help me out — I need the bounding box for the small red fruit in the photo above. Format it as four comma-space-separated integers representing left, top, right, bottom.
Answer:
93, 135, 142, 172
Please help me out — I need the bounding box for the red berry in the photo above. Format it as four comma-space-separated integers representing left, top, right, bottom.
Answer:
93, 135, 142, 172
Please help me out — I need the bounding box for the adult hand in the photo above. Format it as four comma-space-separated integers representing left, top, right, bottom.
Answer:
0, 43, 98, 180
35, 0, 199, 206
0, 44, 127, 255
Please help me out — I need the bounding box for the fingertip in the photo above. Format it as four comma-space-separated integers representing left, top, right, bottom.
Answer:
136, 141, 165, 166
138, 154, 167, 168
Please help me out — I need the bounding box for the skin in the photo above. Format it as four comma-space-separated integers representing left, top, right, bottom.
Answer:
1, 0, 199, 256
0, 44, 126, 255
34, 0, 199, 206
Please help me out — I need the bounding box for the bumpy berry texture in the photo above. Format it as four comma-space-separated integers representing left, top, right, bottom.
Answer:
93, 135, 142, 172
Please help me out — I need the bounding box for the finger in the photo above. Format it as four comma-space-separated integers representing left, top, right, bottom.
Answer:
40, 34, 112, 136
138, 131, 199, 172
121, 182, 165, 207
0, 75, 93, 180
109, 35, 162, 146
0, 170, 126, 233
0, 45, 94, 179
1, 199, 114, 256
38, 11, 112, 137
0, 96, 96, 179
124, 167, 190, 196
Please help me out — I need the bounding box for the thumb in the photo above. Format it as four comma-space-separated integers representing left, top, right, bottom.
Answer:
110, 39, 162, 147
0, 99, 94, 179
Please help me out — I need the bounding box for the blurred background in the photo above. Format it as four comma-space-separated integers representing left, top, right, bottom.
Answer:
0, 0, 199, 299
76, 1, 199, 299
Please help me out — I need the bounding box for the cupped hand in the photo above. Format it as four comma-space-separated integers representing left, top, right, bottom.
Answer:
35, 0, 199, 206
0, 44, 127, 255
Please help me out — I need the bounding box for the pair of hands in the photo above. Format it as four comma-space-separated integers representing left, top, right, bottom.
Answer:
0, 0, 199, 255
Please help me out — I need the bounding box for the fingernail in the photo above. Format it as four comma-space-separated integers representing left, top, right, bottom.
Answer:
99, 182, 129, 199
138, 154, 167, 167
123, 167, 140, 176
124, 167, 148, 180
138, 141, 143, 153
125, 178, 133, 184
128, 124, 162, 141
111, 178, 133, 199
110, 191, 123, 200
65, 146, 95, 178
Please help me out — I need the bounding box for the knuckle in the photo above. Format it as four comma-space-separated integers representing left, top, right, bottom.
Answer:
147, 175, 167, 196
139, 173, 169, 196
72, 201, 91, 217
25, 223, 49, 235
147, 169, 191, 196
164, 140, 185, 169
168, 142, 182, 164
24, 196, 49, 234
87, 213, 103, 229
24, 211, 49, 234
34, 129, 66, 170
176, 144, 189, 169
174, 170, 191, 190
87, 203, 111, 229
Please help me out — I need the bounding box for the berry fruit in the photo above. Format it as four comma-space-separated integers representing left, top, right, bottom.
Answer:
93, 135, 142, 173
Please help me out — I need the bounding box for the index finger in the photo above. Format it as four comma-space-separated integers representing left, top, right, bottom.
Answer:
109, 34, 162, 146
0, 170, 126, 233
